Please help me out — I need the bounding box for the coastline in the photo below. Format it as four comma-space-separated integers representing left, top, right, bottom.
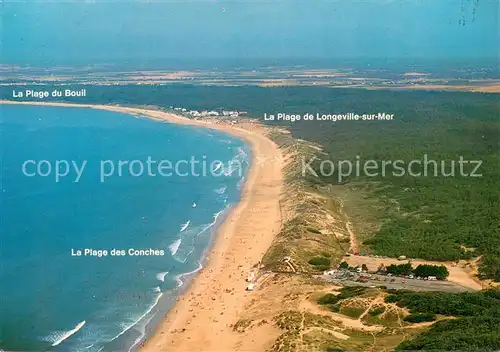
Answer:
1, 100, 284, 352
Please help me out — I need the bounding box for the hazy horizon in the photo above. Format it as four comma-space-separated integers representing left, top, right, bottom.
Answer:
2, 0, 498, 67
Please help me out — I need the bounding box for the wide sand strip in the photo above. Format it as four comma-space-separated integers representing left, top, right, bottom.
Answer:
1, 100, 284, 352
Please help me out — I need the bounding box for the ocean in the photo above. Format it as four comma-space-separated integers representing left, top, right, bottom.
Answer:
0, 104, 250, 351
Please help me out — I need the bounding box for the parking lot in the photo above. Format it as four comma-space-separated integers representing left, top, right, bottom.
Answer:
320, 270, 474, 292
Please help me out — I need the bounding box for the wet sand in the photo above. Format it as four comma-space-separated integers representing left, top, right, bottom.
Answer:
1, 100, 284, 352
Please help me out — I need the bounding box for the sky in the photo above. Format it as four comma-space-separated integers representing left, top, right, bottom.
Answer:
1, 0, 498, 65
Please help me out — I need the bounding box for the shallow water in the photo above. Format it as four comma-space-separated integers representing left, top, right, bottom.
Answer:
0, 104, 249, 351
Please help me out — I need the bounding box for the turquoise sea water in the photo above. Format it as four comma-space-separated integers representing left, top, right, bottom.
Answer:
0, 105, 249, 351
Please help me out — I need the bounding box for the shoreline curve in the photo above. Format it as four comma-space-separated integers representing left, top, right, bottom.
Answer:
1, 100, 284, 352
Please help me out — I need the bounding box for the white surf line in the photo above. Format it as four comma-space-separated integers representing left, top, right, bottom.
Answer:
52, 321, 86, 346
180, 220, 190, 232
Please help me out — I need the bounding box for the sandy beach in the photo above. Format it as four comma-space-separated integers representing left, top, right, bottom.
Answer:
1, 100, 284, 352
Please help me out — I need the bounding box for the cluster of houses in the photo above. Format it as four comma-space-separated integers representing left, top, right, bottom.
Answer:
170, 106, 245, 118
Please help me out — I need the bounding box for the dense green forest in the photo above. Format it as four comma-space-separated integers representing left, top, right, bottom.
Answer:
386, 290, 500, 351
3, 84, 498, 279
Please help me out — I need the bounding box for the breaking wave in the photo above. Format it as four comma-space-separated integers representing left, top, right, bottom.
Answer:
168, 238, 182, 256
180, 220, 190, 232
155, 271, 169, 282
107, 291, 164, 351
45, 320, 86, 347
222, 146, 249, 177
175, 261, 203, 288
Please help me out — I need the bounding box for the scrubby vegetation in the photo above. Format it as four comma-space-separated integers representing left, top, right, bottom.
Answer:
386, 290, 500, 351
317, 287, 367, 306
385, 289, 500, 316
398, 317, 500, 351
271, 302, 413, 352
368, 306, 386, 316
308, 256, 331, 267
317, 293, 338, 305
261, 210, 344, 273
403, 313, 436, 323
232, 319, 253, 333
308, 255, 332, 271
339, 306, 365, 319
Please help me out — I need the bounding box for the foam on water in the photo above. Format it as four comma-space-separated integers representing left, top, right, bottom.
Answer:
46, 320, 86, 347
223, 147, 249, 176
107, 291, 164, 349
171, 209, 227, 264
155, 271, 169, 282
1, 104, 250, 352
237, 176, 245, 191
98, 208, 230, 351
224, 164, 238, 176
235, 147, 249, 163
175, 261, 203, 288
213, 209, 224, 223
214, 185, 227, 195
168, 238, 182, 256
212, 161, 223, 173
180, 220, 190, 232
